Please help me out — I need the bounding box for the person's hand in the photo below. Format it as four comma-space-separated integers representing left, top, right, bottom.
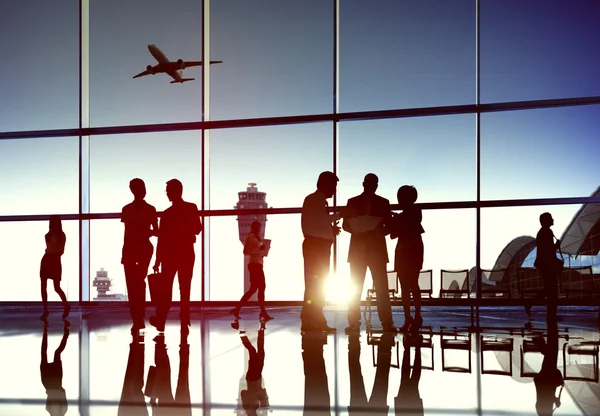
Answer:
332, 221, 341, 236
153, 262, 160, 273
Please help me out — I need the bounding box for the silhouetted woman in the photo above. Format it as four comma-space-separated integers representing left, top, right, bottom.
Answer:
40, 321, 69, 416
230, 221, 273, 321
388, 186, 424, 332
40, 215, 69, 320
240, 327, 270, 416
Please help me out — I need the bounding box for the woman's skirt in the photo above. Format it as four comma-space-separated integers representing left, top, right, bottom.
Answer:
394, 239, 424, 281
40, 253, 62, 281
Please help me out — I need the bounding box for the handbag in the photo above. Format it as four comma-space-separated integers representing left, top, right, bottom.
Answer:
147, 273, 162, 305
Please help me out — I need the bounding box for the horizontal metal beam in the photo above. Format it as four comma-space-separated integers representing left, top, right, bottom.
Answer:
2, 96, 600, 140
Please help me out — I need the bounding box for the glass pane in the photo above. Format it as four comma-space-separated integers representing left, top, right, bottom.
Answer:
338, 115, 476, 204
481, 106, 600, 200
481, 204, 599, 298
340, 0, 475, 112
0, 137, 79, 216
481, 0, 600, 103
0, 0, 78, 132
0, 220, 79, 301
90, 0, 203, 127
90, 131, 201, 214
90, 219, 203, 302
210, 0, 333, 120
209, 214, 305, 301
209, 123, 333, 210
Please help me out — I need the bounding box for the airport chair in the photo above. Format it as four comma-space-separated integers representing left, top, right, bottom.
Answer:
480, 336, 514, 376
520, 338, 546, 378
480, 269, 511, 298
562, 342, 599, 382
439, 269, 471, 298
440, 328, 472, 373
364, 271, 399, 323
403, 326, 435, 371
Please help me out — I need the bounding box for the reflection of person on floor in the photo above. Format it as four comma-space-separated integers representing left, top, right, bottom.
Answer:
118, 338, 148, 416
395, 335, 423, 416
231, 221, 273, 322
40, 215, 70, 321
151, 179, 202, 333
348, 333, 393, 416
302, 333, 331, 416
533, 310, 564, 416
40, 322, 69, 416
387, 186, 424, 333
343, 174, 395, 333
240, 326, 269, 416
149, 334, 192, 416
121, 178, 158, 334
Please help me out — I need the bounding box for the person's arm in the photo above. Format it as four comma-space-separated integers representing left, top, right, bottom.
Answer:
60, 232, 66, 256
153, 217, 163, 272
303, 195, 338, 239
342, 200, 353, 233
191, 204, 202, 235
377, 199, 392, 237
151, 207, 159, 237
243, 235, 261, 256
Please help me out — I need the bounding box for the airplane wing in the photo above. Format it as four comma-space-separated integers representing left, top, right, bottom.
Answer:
183, 60, 223, 68
133, 69, 151, 79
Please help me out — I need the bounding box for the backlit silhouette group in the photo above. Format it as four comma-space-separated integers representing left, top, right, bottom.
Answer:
40, 171, 562, 336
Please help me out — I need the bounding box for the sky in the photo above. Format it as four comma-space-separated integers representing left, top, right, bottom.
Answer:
1, 0, 600, 301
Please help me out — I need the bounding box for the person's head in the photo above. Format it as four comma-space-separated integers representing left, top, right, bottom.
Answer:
362, 173, 379, 195
166, 179, 183, 202
49, 215, 62, 233
540, 212, 554, 228
129, 178, 146, 199
316, 171, 339, 199
397, 185, 418, 209
250, 220, 261, 234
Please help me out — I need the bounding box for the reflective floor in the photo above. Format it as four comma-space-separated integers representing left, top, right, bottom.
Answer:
1, 305, 600, 415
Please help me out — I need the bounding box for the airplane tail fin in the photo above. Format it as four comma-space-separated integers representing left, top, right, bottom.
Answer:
171, 78, 195, 84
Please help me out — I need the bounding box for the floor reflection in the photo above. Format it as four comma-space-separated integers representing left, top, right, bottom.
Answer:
0, 307, 599, 415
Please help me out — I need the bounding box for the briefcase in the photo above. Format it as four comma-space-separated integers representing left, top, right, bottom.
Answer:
147, 273, 162, 305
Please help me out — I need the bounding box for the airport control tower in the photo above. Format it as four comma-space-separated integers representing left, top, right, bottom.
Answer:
235, 183, 268, 297
92, 268, 128, 301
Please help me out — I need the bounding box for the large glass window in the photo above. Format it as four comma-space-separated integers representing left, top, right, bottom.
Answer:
481, 106, 600, 200
339, 0, 475, 113
0, 0, 78, 132
0, 220, 79, 301
0, 137, 79, 216
481, 0, 600, 103
89, 0, 203, 127
210, 0, 333, 120
89, 131, 202, 214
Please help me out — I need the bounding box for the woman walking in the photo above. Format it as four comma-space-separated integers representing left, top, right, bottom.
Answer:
40, 215, 70, 320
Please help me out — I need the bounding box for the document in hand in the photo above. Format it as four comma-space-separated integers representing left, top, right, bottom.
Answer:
262, 239, 272, 256
348, 215, 383, 233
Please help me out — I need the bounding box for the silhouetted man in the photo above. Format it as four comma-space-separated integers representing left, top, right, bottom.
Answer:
533, 309, 563, 416
534, 212, 562, 319
302, 333, 331, 416
301, 171, 341, 333
118, 338, 148, 416
40, 322, 69, 416
348, 333, 393, 416
151, 179, 202, 333
121, 178, 158, 334
343, 174, 395, 333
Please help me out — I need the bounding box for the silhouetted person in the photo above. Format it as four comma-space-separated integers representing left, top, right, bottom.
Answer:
151, 179, 202, 333
231, 221, 273, 321
40, 321, 69, 416
148, 334, 191, 416
301, 171, 342, 333
118, 338, 149, 416
302, 333, 331, 415
343, 174, 395, 333
121, 178, 158, 334
395, 335, 423, 416
387, 186, 424, 332
240, 326, 269, 416
533, 310, 564, 416
40, 215, 69, 321
348, 332, 393, 416
534, 212, 562, 319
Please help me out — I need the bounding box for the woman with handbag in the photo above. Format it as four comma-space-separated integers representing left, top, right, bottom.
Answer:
534, 212, 563, 320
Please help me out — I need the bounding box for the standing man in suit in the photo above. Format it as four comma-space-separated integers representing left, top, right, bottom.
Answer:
121, 178, 158, 334
343, 173, 395, 333
301, 171, 342, 333
151, 179, 202, 333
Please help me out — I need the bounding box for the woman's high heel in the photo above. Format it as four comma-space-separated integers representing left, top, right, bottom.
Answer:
399, 315, 413, 333
259, 311, 273, 321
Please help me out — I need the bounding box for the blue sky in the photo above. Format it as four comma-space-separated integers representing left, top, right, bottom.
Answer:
1, 0, 600, 301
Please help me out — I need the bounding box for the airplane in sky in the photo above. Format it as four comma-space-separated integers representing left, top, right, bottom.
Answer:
133, 44, 222, 84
